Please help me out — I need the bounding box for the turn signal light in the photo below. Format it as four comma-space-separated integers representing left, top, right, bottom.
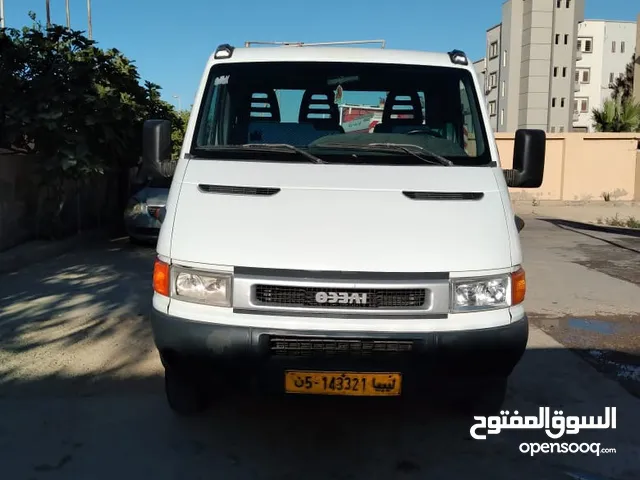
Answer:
511, 268, 526, 305
153, 258, 170, 296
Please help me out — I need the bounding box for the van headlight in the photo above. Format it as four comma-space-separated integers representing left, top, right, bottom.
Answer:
451, 274, 509, 312
172, 267, 232, 307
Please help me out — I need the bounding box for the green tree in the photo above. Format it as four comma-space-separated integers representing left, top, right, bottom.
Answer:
591, 98, 640, 133
171, 109, 190, 158
0, 13, 183, 236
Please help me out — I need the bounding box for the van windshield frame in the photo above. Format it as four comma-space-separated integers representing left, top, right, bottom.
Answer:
190, 61, 493, 167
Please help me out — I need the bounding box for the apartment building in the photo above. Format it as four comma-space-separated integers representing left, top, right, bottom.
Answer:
475, 0, 585, 132
473, 58, 486, 90
634, 13, 640, 104
573, 20, 637, 131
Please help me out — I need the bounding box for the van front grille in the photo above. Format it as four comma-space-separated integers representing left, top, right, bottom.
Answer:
270, 336, 415, 357
254, 285, 427, 309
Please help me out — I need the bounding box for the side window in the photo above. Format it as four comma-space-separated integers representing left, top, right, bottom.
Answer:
196, 81, 223, 147
459, 79, 485, 157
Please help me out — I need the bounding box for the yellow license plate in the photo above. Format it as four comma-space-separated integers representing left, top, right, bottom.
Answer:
284, 370, 402, 396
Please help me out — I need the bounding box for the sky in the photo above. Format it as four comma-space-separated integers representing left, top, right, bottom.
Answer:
3, 0, 638, 110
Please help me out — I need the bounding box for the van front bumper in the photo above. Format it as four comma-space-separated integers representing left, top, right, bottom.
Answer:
150, 308, 529, 386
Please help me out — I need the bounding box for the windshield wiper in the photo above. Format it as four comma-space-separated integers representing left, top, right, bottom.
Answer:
194, 144, 326, 164
312, 142, 453, 166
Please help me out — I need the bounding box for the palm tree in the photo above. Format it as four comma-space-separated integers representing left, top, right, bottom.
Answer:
591, 98, 640, 132
609, 54, 635, 103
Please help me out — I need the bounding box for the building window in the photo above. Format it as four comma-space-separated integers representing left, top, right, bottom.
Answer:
573, 99, 578, 112
562, 67, 567, 77
489, 101, 497, 116
577, 37, 593, 53
566, 0, 570, 7
580, 99, 588, 112
550, 126, 556, 133
581, 69, 590, 83
556, 0, 561, 7
610, 72, 615, 84
621, 42, 625, 53
559, 126, 564, 133
552, 98, 557, 107
555, 34, 560, 45
553, 67, 558, 77
501, 80, 505, 97
489, 42, 499, 58
574, 70, 579, 82
561, 98, 565, 108
612, 41, 616, 53
503, 50, 507, 67
564, 34, 569, 45
489, 71, 498, 88
500, 109, 504, 126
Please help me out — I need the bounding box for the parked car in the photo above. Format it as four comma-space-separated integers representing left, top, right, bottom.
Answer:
124, 174, 172, 245
146, 42, 546, 416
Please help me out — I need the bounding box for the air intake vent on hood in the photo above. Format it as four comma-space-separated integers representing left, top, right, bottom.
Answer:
198, 184, 281, 196
402, 191, 484, 201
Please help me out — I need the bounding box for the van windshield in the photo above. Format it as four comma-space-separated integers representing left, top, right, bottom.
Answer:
191, 61, 491, 166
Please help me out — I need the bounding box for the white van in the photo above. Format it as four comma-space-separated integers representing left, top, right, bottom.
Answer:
146, 41, 545, 416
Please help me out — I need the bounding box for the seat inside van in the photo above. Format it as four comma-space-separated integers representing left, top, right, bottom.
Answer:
246, 88, 343, 145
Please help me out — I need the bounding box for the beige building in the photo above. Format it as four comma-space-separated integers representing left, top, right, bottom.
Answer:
635, 13, 640, 103
573, 20, 637, 132
476, 0, 585, 132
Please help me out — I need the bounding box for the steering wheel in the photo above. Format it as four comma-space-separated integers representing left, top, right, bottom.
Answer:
405, 128, 446, 139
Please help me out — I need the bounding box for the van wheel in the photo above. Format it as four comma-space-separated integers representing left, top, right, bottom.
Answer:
164, 367, 209, 416
454, 376, 508, 416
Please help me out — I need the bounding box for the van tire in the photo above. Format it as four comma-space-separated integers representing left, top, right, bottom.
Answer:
164, 367, 209, 416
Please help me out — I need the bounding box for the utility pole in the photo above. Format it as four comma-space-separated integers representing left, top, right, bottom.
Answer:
0, 0, 5, 29
66, 0, 70, 28
87, 0, 92, 39
46, 0, 51, 28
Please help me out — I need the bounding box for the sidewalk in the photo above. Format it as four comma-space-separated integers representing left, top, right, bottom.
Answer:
513, 200, 640, 233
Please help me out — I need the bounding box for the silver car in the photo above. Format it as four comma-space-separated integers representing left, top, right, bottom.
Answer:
124, 175, 171, 245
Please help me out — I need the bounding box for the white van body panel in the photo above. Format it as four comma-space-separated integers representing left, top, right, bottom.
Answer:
166, 160, 513, 273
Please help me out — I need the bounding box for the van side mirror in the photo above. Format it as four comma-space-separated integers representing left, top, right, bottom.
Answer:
142, 119, 172, 174
503, 129, 546, 188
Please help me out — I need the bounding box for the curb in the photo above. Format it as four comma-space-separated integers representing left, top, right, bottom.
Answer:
0, 228, 113, 275
538, 217, 640, 238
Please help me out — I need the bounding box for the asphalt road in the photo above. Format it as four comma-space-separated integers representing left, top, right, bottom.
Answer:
0, 217, 639, 480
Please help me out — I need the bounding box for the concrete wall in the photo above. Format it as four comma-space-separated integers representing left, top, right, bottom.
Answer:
497, 132, 640, 201
0, 151, 123, 251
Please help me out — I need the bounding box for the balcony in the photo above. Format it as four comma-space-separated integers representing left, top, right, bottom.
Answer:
576, 50, 583, 61
572, 110, 580, 121
574, 81, 580, 92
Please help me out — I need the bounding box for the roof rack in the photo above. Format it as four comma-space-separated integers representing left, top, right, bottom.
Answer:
243, 40, 386, 49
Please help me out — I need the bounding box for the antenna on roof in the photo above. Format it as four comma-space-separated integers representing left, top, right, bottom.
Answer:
243, 40, 386, 48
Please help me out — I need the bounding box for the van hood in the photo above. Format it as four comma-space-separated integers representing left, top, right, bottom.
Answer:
168, 160, 513, 273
